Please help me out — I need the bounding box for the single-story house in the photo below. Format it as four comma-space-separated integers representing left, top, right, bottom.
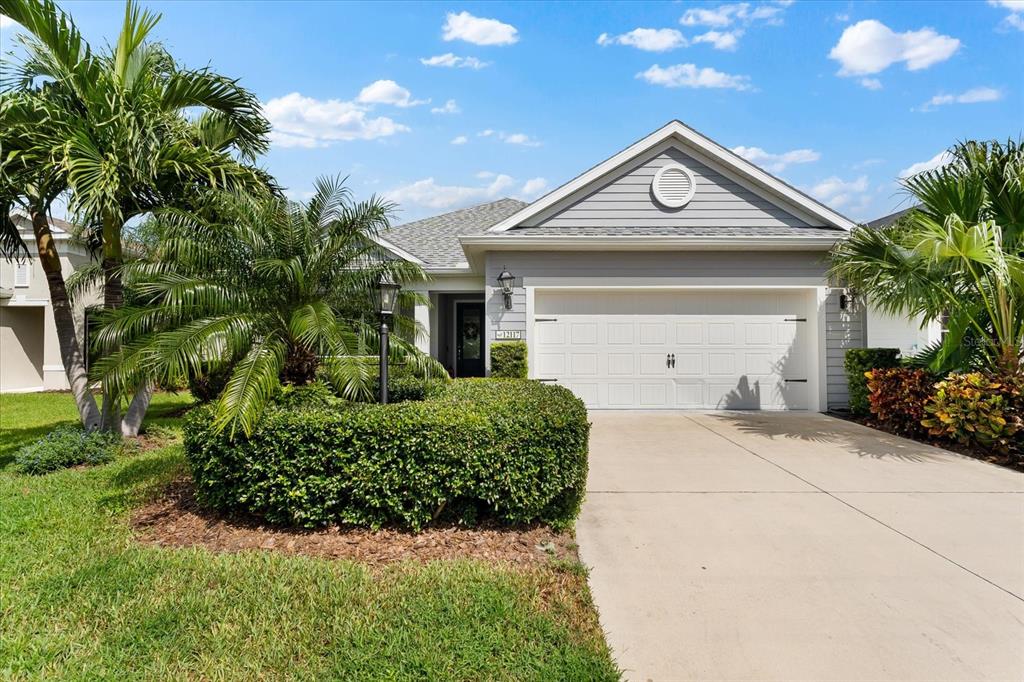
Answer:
380, 120, 941, 411
0, 215, 98, 392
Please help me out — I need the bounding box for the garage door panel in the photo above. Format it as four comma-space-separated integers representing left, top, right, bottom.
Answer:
639, 323, 667, 345
571, 323, 599, 345
571, 353, 598, 376
532, 292, 810, 410
674, 352, 702, 376
639, 353, 668, 375
536, 323, 566, 345
708, 323, 735, 345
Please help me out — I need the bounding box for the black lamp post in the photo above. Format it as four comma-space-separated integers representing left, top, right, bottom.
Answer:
377, 272, 401, 404
497, 267, 515, 310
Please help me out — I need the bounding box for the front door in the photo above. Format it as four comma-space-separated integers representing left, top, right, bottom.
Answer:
456, 302, 485, 377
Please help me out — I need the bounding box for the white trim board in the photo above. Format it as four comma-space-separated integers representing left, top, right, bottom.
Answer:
488, 120, 856, 233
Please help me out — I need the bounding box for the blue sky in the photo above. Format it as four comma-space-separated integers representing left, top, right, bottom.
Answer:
2, 0, 1022, 223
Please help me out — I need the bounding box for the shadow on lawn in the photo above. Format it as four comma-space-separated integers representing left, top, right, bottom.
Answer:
709, 412, 948, 463
98, 449, 188, 514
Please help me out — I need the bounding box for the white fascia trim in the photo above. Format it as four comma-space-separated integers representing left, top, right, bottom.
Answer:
371, 235, 424, 264
488, 120, 856, 233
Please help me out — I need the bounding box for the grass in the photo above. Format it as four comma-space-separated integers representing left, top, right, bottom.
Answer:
0, 392, 618, 680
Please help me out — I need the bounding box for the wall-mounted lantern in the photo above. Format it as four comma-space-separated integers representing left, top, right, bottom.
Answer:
497, 267, 515, 310
839, 288, 857, 311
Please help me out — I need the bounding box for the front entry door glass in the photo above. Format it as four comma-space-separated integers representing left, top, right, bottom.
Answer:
456, 302, 485, 377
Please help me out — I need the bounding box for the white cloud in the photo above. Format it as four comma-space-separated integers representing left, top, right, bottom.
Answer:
420, 53, 490, 69
521, 177, 548, 198
989, 0, 1024, 30
431, 99, 461, 115
899, 151, 953, 178
443, 11, 518, 46
828, 20, 960, 76
501, 132, 541, 147
263, 92, 409, 148
731, 146, 821, 172
918, 86, 1002, 110
693, 30, 742, 50
808, 175, 870, 209
680, 2, 787, 28
356, 80, 427, 108
450, 135, 468, 145
859, 77, 883, 90
475, 130, 541, 146
637, 63, 751, 90
385, 174, 544, 213
597, 28, 687, 52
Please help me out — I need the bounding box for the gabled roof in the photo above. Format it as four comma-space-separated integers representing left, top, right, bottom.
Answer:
866, 206, 918, 230
488, 120, 857, 233
381, 198, 526, 268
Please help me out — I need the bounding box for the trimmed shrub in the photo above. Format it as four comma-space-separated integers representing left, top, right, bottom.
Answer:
865, 367, 934, 437
15, 426, 128, 475
183, 379, 589, 531
370, 366, 447, 403
923, 373, 1023, 456
844, 348, 900, 415
490, 341, 528, 379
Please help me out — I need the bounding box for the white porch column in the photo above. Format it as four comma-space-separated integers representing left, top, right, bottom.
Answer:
414, 300, 431, 354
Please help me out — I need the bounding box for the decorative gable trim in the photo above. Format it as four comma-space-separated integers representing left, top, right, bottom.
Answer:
488, 120, 856, 233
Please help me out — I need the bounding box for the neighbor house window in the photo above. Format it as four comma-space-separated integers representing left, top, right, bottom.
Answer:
14, 260, 31, 287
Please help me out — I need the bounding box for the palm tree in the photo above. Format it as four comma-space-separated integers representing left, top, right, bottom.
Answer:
92, 177, 446, 437
830, 139, 1024, 376
1, 0, 273, 432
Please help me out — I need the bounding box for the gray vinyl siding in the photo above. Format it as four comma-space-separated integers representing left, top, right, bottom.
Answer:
825, 289, 866, 410
525, 146, 812, 229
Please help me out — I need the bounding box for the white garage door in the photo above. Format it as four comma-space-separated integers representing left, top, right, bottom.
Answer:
532, 290, 811, 410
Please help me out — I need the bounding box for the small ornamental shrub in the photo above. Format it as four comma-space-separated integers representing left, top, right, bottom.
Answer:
865, 367, 934, 437
188, 362, 234, 403
371, 366, 447, 403
844, 348, 901, 415
490, 341, 528, 379
923, 373, 1023, 456
183, 378, 589, 531
15, 426, 128, 475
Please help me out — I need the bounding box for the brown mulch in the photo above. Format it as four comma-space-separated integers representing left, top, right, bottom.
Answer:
131, 479, 579, 567
829, 411, 1024, 472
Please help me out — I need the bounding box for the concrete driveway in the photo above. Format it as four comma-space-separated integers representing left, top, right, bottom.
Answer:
577, 411, 1024, 681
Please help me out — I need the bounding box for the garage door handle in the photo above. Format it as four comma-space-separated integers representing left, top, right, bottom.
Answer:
535, 317, 558, 322
784, 379, 807, 383
537, 378, 558, 383
784, 317, 807, 322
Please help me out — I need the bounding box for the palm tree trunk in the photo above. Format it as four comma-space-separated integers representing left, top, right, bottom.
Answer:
121, 382, 153, 437
30, 211, 101, 431
100, 214, 124, 430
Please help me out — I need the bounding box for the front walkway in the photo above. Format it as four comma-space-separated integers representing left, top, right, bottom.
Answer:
577, 411, 1024, 681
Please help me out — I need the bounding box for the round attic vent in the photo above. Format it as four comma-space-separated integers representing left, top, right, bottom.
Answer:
651, 163, 696, 208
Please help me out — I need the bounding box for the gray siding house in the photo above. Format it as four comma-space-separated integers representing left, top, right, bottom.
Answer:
377, 120, 937, 411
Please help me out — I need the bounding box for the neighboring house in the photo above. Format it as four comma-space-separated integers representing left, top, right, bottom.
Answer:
381, 120, 940, 411
0, 214, 99, 392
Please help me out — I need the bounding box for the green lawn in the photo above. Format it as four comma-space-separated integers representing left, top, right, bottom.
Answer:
0, 392, 618, 680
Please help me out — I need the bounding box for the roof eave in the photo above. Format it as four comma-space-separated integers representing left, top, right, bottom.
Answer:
459, 233, 842, 272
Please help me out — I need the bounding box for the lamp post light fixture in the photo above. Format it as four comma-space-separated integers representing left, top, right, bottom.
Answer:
497, 267, 515, 310
377, 272, 401, 404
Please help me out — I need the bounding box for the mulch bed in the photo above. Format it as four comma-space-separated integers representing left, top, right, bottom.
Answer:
829, 411, 1024, 472
131, 479, 578, 566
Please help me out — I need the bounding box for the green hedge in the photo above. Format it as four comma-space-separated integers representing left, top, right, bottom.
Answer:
490, 341, 528, 378
183, 379, 589, 531
844, 348, 900, 415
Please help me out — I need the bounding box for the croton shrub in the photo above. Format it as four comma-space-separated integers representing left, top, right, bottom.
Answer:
864, 367, 934, 438
922, 373, 1023, 456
